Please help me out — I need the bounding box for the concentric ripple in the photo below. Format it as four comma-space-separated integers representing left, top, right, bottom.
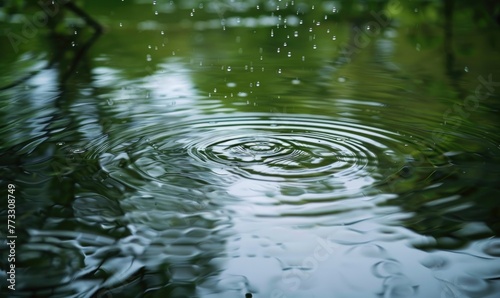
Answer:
146, 113, 412, 184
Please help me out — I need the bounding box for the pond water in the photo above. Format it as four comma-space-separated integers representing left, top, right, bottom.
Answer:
1, 0, 500, 297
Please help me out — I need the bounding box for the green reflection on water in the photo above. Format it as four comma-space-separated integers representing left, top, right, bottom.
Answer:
1, 0, 500, 297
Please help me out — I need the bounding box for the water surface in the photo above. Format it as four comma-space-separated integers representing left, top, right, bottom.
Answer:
1, 0, 500, 297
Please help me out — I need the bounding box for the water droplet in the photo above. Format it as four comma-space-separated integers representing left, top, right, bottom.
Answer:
72, 148, 86, 154
213, 88, 217, 93
256, 81, 260, 87
313, 44, 317, 50
227, 66, 232, 72
464, 66, 469, 72
338, 77, 346, 83
292, 79, 300, 85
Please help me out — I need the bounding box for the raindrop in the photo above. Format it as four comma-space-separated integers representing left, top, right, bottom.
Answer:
292, 79, 300, 85
161, 30, 164, 35
332, 35, 336, 40
277, 48, 281, 53
338, 77, 346, 83
294, 31, 299, 37
227, 66, 232, 72
313, 44, 317, 50
119, 22, 122, 27
271, 29, 274, 37
154, 10, 158, 15
464, 66, 469, 72
72, 148, 86, 154
256, 81, 260, 87
287, 52, 291, 57
146, 54, 152, 62
278, 69, 282, 74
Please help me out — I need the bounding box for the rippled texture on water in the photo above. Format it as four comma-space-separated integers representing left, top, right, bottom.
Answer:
1, 0, 500, 297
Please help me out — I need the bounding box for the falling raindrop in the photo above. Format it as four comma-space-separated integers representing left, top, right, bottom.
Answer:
464, 66, 469, 72
287, 52, 291, 57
